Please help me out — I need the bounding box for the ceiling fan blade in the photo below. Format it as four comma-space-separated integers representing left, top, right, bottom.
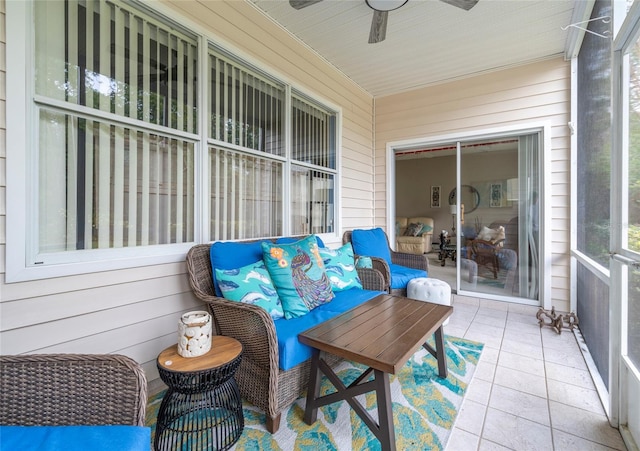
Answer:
368, 10, 388, 44
289, 0, 323, 10
439, 0, 479, 11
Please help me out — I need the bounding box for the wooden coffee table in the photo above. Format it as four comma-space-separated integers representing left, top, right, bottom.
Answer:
299, 293, 453, 451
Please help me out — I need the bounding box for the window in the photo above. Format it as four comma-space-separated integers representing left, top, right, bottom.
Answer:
206, 49, 337, 241
33, 0, 198, 262
290, 94, 337, 235
207, 48, 285, 241
7, 0, 339, 280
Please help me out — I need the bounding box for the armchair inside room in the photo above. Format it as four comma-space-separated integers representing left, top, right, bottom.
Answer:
395, 217, 434, 254
466, 236, 503, 279
465, 222, 506, 279
464, 221, 518, 294
344, 227, 429, 296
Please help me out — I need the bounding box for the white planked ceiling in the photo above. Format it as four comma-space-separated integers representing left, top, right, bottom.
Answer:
250, 0, 577, 97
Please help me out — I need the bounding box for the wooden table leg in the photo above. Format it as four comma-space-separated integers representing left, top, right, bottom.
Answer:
374, 370, 396, 451
304, 349, 322, 425
422, 326, 449, 379
434, 326, 448, 378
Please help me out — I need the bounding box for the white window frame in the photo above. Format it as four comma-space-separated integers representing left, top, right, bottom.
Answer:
5, 0, 342, 282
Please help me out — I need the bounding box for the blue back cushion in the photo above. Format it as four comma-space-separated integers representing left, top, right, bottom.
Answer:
274, 288, 384, 370
210, 241, 265, 296
351, 228, 392, 264
209, 236, 326, 297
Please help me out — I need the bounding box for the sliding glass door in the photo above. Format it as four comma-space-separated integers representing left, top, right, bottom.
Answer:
457, 134, 540, 303
393, 130, 542, 304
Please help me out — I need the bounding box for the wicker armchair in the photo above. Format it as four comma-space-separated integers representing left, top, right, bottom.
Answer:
0, 354, 147, 426
186, 241, 385, 434
343, 229, 430, 296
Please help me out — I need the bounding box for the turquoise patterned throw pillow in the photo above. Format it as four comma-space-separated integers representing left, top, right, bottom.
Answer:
356, 256, 373, 269
262, 235, 334, 319
215, 260, 284, 320
318, 243, 363, 292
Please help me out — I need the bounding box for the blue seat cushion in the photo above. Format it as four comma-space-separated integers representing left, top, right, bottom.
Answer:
274, 288, 384, 370
0, 425, 151, 451
210, 241, 266, 296
389, 263, 427, 290
350, 228, 392, 264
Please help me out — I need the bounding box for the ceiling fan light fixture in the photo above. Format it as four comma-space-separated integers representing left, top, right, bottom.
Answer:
365, 0, 408, 12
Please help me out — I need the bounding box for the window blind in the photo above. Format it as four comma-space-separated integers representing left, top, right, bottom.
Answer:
35, 0, 197, 253
209, 49, 285, 156
292, 95, 336, 170
210, 147, 282, 241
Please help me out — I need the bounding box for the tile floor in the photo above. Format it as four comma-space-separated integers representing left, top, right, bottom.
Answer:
445, 294, 628, 451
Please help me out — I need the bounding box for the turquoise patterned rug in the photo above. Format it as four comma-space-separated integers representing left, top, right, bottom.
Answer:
146, 335, 483, 451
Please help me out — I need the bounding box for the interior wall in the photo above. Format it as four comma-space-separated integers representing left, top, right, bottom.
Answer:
395, 151, 519, 236
376, 57, 571, 311
0, 0, 375, 385
395, 156, 456, 234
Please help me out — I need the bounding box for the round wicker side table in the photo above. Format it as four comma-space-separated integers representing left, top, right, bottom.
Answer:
155, 335, 243, 451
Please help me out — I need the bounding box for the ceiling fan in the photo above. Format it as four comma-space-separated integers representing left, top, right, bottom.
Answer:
289, 0, 479, 44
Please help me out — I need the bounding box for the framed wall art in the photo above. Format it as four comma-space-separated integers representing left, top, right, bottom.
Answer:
431, 185, 441, 208
490, 182, 503, 207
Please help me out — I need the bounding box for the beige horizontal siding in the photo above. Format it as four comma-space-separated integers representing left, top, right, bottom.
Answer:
1, 272, 192, 330
0, 0, 375, 388
3, 293, 200, 355
374, 57, 571, 311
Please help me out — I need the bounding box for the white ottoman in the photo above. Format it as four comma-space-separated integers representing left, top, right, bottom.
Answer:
407, 278, 452, 325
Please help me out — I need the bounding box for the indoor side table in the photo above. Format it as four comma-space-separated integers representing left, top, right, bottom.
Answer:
155, 336, 243, 451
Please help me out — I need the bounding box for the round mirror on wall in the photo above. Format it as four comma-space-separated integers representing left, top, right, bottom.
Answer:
448, 185, 480, 213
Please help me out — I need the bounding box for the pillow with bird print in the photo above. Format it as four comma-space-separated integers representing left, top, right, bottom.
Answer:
262, 235, 334, 319
215, 260, 284, 320
318, 243, 363, 292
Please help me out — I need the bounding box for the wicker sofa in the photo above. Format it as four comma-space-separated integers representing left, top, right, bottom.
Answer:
185, 237, 386, 434
0, 354, 147, 426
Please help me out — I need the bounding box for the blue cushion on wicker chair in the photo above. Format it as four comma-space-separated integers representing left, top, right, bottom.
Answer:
388, 264, 427, 290
350, 228, 392, 264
